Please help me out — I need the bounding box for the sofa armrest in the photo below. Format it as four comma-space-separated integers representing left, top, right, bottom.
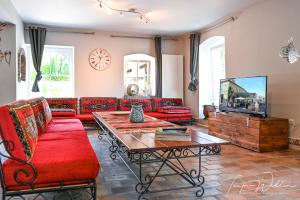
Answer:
0, 140, 37, 187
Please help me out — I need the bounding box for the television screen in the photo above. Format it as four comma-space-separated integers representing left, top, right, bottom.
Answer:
219, 76, 267, 117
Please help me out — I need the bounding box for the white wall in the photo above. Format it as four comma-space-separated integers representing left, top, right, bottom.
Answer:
0, 0, 25, 104
26, 31, 183, 98
182, 0, 300, 140
162, 54, 183, 98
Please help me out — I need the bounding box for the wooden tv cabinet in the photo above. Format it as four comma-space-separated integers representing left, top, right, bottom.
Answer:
208, 112, 289, 152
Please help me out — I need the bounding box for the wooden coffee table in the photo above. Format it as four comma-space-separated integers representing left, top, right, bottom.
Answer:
93, 112, 229, 199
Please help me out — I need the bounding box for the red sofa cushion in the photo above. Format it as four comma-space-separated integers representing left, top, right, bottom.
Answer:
52, 118, 82, 124
29, 98, 47, 135
146, 112, 192, 121
51, 108, 76, 117
157, 106, 192, 114
80, 97, 118, 114
152, 98, 183, 111
46, 98, 78, 113
3, 131, 99, 190
46, 120, 85, 133
76, 114, 94, 121
0, 101, 38, 161
119, 99, 152, 112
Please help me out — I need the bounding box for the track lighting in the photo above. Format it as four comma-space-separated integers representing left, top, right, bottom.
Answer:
97, 0, 150, 24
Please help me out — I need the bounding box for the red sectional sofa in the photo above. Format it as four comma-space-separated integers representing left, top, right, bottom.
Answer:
0, 97, 99, 199
46, 97, 193, 125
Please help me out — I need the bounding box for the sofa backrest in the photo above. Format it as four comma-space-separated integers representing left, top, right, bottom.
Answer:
119, 98, 152, 112
0, 101, 38, 161
152, 98, 183, 111
46, 98, 78, 113
80, 97, 118, 114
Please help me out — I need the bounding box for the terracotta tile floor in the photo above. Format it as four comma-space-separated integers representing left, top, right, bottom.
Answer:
89, 129, 300, 200
1, 127, 300, 200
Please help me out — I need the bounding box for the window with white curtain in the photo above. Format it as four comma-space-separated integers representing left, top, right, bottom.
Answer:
199, 36, 225, 118
27, 45, 74, 98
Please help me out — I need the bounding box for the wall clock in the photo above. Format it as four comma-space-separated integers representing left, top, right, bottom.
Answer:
89, 48, 111, 71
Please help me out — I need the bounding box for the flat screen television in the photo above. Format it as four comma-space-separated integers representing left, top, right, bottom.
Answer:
219, 76, 267, 117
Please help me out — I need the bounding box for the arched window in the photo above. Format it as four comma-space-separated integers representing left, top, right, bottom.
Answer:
199, 36, 225, 118
124, 54, 155, 96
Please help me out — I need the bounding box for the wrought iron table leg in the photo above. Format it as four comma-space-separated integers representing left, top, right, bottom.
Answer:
108, 137, 119, 160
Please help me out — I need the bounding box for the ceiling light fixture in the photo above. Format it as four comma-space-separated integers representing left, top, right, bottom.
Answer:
97, 0, 150, 24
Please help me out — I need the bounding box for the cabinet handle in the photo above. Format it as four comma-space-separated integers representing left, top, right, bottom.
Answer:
246, 117, 249, 127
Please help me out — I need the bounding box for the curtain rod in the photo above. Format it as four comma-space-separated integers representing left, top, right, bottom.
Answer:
110, 34, 178, 41
24, 27, 95, 35
200, 16, 236, 33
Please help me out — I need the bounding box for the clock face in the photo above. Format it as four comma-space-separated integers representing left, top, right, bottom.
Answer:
89, 48, 111, 71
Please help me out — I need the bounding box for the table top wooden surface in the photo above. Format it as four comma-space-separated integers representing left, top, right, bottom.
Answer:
93, 112, 229, 152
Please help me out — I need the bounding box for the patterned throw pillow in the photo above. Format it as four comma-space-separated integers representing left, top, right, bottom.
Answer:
152, 98, 183, 111
119, 99, 152, 112
8, 101, 38, 161
157, 106, 192, 114
30, 98, 47, 135
80, 97, 118, 114
41, 97, 52, 124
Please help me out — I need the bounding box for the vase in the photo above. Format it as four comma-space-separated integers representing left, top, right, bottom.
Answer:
203, 105, 216, 119
130, 104, 144, 123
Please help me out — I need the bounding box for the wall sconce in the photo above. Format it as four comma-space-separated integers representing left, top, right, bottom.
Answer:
279, 37, 300, 64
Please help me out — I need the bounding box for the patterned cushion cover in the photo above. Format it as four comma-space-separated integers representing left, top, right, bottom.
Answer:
119, 99, 152, 112
51, 108, 76, 116
80, 97, 117, 114
152, 98, 183, 111
41, 97, 52, 124
0, 101, 38, 161
157, 106, 192, 114
29, 98, 47, 135
46, 98, 78, 113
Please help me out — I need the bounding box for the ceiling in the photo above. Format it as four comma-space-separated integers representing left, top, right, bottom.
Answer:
11, 0, 265, 35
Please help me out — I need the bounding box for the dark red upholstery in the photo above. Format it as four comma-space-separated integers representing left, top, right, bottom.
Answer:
152, 98, 183, 111
80, 97, 117, 113
3, 131, 99, 190
157, 106, 192, 114
119, 99, 152, 112
46, 97, 192, 123
46, 98, 78, 112
46, 120, 85, 133
0, 98, 100, 194
76, 114, 94, 121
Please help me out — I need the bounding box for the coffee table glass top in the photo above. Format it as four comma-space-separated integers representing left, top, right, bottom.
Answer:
93, 112, 229, 152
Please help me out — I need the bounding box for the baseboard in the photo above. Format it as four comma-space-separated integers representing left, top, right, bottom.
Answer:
289, 138, 300, 146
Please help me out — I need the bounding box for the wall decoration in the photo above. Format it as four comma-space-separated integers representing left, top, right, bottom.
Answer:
4, 51, 11, 66
18, 48, 26, 82
0, 23, 7, 42
0, 50, 4, 63
88, 48, 111, 71
0, 23, 12, 66
279, 37, 300, 64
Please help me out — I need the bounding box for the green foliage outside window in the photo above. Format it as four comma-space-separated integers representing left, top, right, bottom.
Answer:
31, 55, 70, 81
